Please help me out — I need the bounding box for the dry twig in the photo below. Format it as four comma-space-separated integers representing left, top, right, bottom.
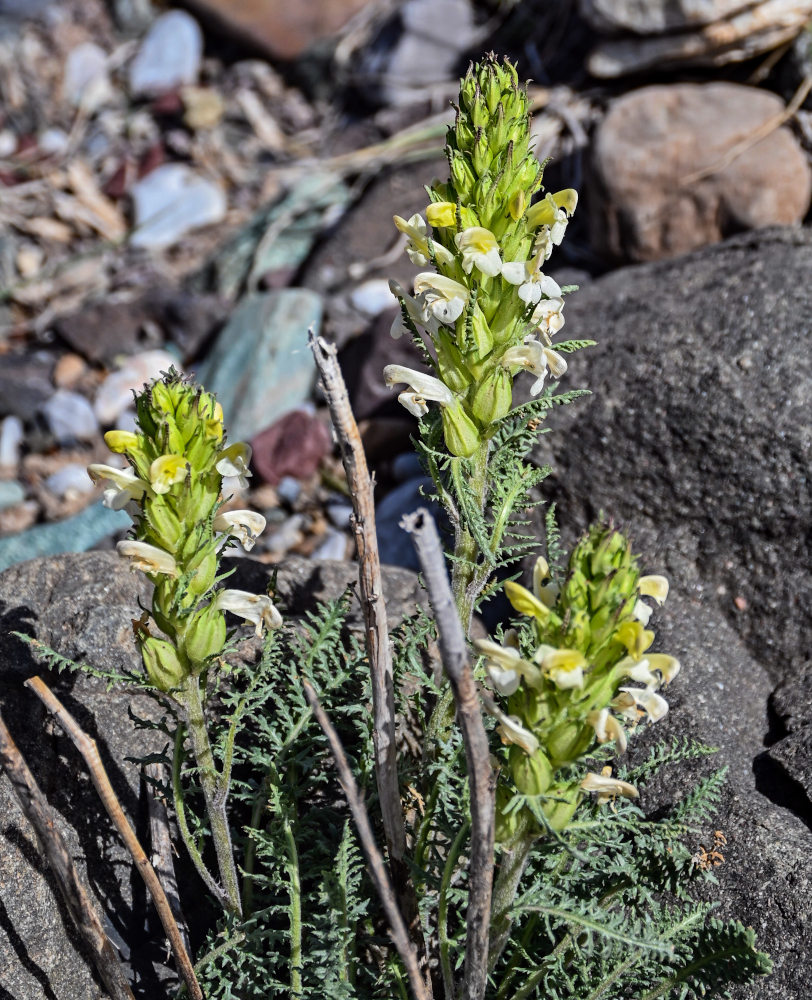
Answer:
25, 676, 203, 1000
0, 706, 135, 1000
401, 509, 496, 1000
302, 680, 429, 1000
307, 335, 404, 862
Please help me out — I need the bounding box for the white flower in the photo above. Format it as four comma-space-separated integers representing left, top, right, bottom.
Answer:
480, 692, 540, 754
616, 654, 659, 687
638, 575, 669, 605
216, 443, 252, 489
212, 510, 267, 551
538, 647, 586, 690
619, 685, 669, 723
394, 213, 453, 267
530, 297, 565, 342
500, 338, 568, 396
580, 770, 639, 802
527, 189, 578, 262
214, 589, 283, 637
633, 600, 653, 626
587, 708, 628, 754
117, 540, 177, 576
389, 279, 439, 339
88, 463, 147, 511
645, 653, 681, 686
383, 364, 454, 418
473, 638, 541, 695
455, 227, 502, 277
413, 273, 469, 325
501, 256, 561, 306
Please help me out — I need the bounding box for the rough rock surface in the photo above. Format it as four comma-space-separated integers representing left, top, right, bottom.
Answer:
583, 0, 812, 76
532, 226, 812, 997
590, 84, 812, 262
0, 551, 426, 999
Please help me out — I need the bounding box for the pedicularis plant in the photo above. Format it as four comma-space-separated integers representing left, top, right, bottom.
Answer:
23, 55, 768, 1000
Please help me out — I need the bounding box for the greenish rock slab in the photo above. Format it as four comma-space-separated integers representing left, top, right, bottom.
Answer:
0, 480, 25, 510
198, 171, 351, 300
0, 502, 129, 573
195, 289, 322, 441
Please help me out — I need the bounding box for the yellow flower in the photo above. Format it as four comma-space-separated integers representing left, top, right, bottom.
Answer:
455, 226, 502, 277
425, 201, 456, 228
104, 430, 140, 453
117, 540, 177, 576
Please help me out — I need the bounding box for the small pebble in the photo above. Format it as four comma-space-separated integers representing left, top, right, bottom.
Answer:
0, 416, 24, 469
326, 502, 353, 529
41, 389, 99, 443
43, 463, 96, 500
182, 86, 225, 130
0, 130, 16, 158
350, 278, 397, 317
38, 127, 70, 156
16, 244, 44, 279
310, 527, 348, 561
53, 352, 88, 389
64, 41, 112, 110
94, 349, 179, 425
0, 481, 25, 511
130, 163, 226, 250
264, 513, 304, 554
276, 476, 302, 506
129, 10, 203, 98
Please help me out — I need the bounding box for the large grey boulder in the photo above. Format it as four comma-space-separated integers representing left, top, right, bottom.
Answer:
536, 225, 812, 998
0, 551, 425, 999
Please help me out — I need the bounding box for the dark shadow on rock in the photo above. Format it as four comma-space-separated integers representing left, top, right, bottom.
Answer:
753, 750, 812, 833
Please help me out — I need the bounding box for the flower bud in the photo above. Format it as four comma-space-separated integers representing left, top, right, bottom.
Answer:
104, 430, 140, 453
470, 366, 512, 425
509, 745, 552, 796
441, 401, 480, 458
183, 602, 227, 665
140, 635, 186, 692
426, 201, 456, 228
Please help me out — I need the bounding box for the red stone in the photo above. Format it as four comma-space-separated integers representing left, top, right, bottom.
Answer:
184, 0, 370, 60
250, 409, 332, 486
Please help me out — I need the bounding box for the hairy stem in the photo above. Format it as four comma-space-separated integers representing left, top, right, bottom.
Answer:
181, 674, 242, 917
488, 819, 537, 971
438, 820, 469, 1000
284, 811, 303, 998
171, 725, 226, 908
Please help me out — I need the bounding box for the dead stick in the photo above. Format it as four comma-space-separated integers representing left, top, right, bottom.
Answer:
25, 676, 203, 1000
145, 762, 192, 958
302, 680, 429, 1000
401, 509, 495, 1000
0, 707, 136, 1000
307, 336, 405, 862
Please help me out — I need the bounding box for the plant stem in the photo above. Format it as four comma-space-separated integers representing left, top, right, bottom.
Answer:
181, 673, 242, 917
171, 725, 227, 908
438, 820, 469, 1000
488, 819, 537, 971
449, 442, 490, 635
284, 811, 303, 998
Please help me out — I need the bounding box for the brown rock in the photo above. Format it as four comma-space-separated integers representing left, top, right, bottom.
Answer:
250, 409, 332, 486
590, 83, 812, 262
184, 0, 370, 60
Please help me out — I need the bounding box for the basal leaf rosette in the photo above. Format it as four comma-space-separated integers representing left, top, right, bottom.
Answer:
475, 524, 679, 837
87, 369, 280, 692
385, 56, 580, 457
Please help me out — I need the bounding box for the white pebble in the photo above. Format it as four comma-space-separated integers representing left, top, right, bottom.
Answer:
64, 42, 112, 111
265, 513, 304, 554
350, 278, 398, 317
44, 463, 96, 499
130, 163, 226, 250
94, 349, 180, 425
0, 415, 24, 469
38, 127, 70, 156
311, 527, 348, 561
41, 390, 99, 443
276, 476, 301, 506
129, 10, 203, 98
326, 502, 353, 529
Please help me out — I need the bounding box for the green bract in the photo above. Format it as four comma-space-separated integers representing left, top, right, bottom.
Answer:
385, 56, 578, 456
